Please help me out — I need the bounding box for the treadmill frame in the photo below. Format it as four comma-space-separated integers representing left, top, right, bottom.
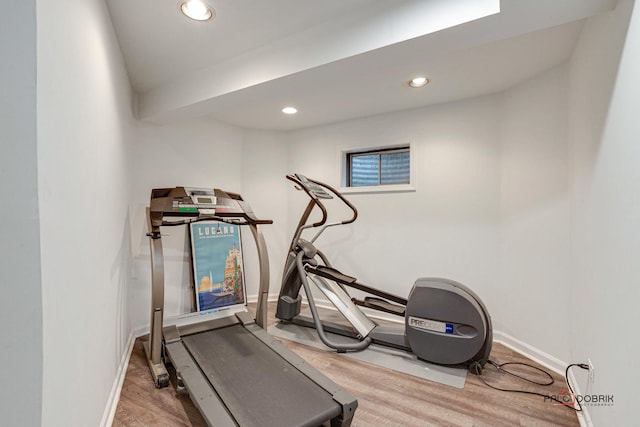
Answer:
144, 186, 357, 427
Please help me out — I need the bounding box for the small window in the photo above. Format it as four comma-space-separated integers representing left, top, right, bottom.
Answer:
347, 146, 410, 187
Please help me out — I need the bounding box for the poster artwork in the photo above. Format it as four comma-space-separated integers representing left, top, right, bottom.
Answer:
190, 221, 246, 311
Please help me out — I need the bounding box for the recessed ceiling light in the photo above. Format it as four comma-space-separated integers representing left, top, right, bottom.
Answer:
408, 77, 429, 88
179, 0, 214, 21
282, 106, 298, 115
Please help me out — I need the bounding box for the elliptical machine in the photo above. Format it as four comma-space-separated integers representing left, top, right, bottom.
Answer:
276, 173, 493, 368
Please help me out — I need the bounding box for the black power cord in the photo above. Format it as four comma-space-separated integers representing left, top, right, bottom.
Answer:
470, 360, 590, 412
565, 363, 591, 412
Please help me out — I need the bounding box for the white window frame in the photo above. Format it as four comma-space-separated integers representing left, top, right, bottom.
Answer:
339, 141, 416, 194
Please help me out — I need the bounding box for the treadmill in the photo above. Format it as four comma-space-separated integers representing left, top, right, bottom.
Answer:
145, 186, 357, 427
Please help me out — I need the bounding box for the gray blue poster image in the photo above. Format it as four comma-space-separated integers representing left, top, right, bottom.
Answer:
190, 222, 245, 311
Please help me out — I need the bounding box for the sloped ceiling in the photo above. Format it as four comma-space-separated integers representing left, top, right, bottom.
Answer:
106, 0, 616, 130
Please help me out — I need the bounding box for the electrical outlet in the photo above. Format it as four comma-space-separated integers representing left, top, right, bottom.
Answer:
587, 358, 595, 385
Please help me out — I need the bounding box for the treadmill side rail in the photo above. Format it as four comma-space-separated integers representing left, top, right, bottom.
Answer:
164, 341, 236, 427
162, 312, 356, 427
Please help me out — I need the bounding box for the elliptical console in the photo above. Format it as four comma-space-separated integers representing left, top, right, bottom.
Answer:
276, 173, 492, 368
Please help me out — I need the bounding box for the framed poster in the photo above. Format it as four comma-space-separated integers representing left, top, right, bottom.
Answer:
189, 221, 246, 312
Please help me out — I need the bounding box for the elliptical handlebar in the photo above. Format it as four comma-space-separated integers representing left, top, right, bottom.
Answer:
286, 173, 358, 228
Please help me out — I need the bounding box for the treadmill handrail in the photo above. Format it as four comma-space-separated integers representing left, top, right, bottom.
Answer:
159, 215, 272, 228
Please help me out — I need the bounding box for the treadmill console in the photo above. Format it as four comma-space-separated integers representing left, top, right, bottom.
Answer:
173, 187, 218, 215
149, 186, 271, 228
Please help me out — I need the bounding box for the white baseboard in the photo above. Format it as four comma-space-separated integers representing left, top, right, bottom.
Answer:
247, 292, 281, 304
492, 331, 567, 375
492, 331, 592, 427
566, 368, 593, 427
100, 331, 136, 427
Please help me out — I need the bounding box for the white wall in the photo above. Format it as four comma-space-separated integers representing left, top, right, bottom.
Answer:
286, 97, 503, 325
568, 0, 638, 424
240, 130, 290, 300
36, 0, 134, 425
499, 65, 571, 362
0, 1, 43, 425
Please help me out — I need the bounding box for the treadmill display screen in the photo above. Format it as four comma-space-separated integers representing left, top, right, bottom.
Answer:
197, 197, 213, 204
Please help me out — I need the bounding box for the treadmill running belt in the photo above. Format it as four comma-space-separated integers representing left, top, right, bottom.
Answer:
182, 324, 342, 427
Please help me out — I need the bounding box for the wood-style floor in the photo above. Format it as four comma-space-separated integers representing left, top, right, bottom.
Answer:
113, 304, 579, 427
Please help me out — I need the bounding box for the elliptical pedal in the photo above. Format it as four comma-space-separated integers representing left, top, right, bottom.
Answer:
354, 297, 406, 317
